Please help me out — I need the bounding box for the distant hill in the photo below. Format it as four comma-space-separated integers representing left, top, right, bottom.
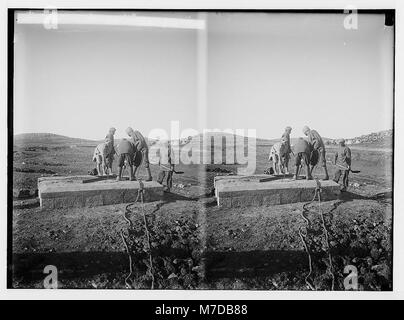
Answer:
14, 133, 97, 146
14, 132, 156, 147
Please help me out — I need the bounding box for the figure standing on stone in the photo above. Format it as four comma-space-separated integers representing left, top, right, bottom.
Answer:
156, 140, 175, 192
281, 126, 292, 174
333, 138, 352, 192
105, 127, 116, 174
293, 137, 313, 180
115, 138, 136, 181
105, 127, 116, 144
125, 127, 153, 181
303, 125, 329, 180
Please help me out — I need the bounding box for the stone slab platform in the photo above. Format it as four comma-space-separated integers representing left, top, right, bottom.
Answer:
214, 174, 294, 188
215, 175, 340, 208
38, 176, 163, 209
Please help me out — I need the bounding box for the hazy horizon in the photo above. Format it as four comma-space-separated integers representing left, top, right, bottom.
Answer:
13, 11, 394, 141
13, 127, 393, 142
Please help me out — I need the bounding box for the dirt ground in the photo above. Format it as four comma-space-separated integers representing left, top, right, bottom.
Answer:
11, 139, 393, 290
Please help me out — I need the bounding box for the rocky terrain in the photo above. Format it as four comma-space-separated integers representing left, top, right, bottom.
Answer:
327, 129, 393, 147
11, 131, 393, 290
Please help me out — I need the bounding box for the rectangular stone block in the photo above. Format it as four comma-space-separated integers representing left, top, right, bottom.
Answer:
84, 194, 103, 207
280, 189, 301, 204
102, 189, 124, 205
123, 189, 138, 203
38, 176, 164, 209
214, 174, 293, 189
300, 187, 315, 202
251, 195, 263, 207
51, 195, 84, 209
262, 193, 281, 206
215, 176, 340, 208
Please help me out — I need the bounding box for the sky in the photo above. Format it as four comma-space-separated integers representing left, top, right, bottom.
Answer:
13, 11, 394, 140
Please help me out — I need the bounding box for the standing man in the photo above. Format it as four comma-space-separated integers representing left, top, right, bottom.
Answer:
115, 138, 136, 181
281, 126, 292, 174
157, 140, 175, 192
105, 127, 116, 144
333, 138, 352, 192
293, 138, 313, 180
105, 127, 116, 174
303, 125, 329, 180
125, 127, 153, 181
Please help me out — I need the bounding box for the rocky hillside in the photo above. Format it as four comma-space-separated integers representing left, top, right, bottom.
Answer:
327, 129, 393, 147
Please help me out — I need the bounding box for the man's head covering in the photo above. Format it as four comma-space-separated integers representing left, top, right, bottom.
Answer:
109, 127, 116, 133
339, 138, 346, 145
125, 127, 134, 136
302, 126, 310, 134
285, 126, 292, 131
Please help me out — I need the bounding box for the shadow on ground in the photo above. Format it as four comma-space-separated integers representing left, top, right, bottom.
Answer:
12, 252, 128, 284
205, 250, 307, 279
337, 190, 393, 202
162, 191, 199, 203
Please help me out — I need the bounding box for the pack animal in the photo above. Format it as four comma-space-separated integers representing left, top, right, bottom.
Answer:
268, 138, 288, 175
92, 141, 114, 176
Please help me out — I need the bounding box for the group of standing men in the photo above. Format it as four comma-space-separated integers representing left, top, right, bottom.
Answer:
273, 126, 352, 191
93, 125, 352, 192
92, 127, 152, 182
92, 127, 175, 191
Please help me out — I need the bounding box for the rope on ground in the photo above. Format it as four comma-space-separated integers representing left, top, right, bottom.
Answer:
299, 178, 336, 290
120, 179, 155, 290
138, 180, 155, 290
120, 198, 138, 289
120, 230, 133, 288
123, 204, 134, 228
298, 227, 315, 290
299, 185, 318, 290
315, 180, 335, 291
301, 187, 318, 225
